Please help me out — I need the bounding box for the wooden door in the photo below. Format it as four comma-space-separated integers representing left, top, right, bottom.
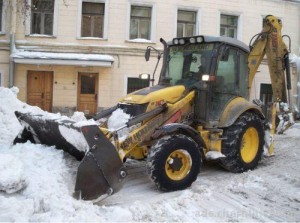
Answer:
27, 71, 53, 112
77, 73, 98, 115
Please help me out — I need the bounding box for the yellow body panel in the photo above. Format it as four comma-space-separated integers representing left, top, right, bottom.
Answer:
198, 127, 222, 153
219, 97, 262, 128
120, 85, 186, 107
115, 90, 195, 160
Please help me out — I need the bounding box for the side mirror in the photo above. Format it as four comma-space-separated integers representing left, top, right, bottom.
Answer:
145, 48, 151, 61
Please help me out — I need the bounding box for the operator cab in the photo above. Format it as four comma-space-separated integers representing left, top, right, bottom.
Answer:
160, 35, 250, 127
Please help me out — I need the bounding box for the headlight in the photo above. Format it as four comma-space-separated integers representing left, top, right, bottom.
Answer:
202, 74, 210, 82
196, 36, 204, 43
173, 39, 179, 45
189, 37, 196, 43
139, 73, 150, 80
179, 39, 185, 45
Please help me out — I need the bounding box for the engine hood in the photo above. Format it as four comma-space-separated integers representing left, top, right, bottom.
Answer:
119, 85, 186, 105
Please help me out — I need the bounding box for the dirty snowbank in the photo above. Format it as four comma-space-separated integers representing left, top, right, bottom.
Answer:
0, 87, 300, 222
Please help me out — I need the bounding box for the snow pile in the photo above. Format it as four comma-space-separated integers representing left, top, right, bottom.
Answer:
107, 108, 131, 141
0, 143, 108, 222
70, 111, 87, 122
0, 87, 41, 145
0, 154, 27, 193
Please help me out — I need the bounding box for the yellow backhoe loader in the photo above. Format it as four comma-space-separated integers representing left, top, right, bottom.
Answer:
14, 15, 294, 201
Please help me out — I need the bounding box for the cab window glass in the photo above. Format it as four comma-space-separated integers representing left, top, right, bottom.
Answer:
215, 48, 238, 94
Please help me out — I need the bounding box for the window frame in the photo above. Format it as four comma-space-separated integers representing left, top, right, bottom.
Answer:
220, 14, 238, 39
77, 0, 109, 39
127, 2, 156, 43
25, 0, 58, 37
130, 5, 152, 40
177, 10, 197, 38
218, 11, 242, 40
175, 7, 201, 38
0, 0, 6, 35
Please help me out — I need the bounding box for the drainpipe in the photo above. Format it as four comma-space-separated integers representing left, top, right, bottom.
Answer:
9, 0, 17, 88
9, 33, 15, 88
296, 56, 300, 112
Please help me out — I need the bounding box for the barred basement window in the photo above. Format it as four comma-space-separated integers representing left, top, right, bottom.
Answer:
31, 0, 54, 35
127, 78, 149, 94
81, 2, 105, 38
177, 10, 196, 38
130, 6, 151, 40
220, 14, 238, 38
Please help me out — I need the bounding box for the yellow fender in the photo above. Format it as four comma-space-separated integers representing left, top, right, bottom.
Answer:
218, 97, 265, 128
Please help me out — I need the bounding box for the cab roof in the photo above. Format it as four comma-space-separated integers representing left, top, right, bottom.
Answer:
168, 35, 250, 53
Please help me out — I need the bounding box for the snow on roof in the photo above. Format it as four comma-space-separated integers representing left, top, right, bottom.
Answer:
12, 50, 114, 62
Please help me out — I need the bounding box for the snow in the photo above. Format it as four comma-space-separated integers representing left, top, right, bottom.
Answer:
58, 126, 89, 152
128, 38, 153, 43
0, 154, 27, 194
107, 108, 131, 141
1, 87, 300, 222
12, 50, 114, 62
205, 151, 225, 160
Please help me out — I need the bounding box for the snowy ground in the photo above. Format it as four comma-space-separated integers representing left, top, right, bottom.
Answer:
0, 87, 300, 222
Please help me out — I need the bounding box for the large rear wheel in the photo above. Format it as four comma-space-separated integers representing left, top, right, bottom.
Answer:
220, 112, 264, 173
147, 134, 202, 191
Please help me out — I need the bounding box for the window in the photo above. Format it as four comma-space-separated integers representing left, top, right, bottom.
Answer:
215, 48, 238, 94
31, 0, 54, 35
0, 0, 2, 32
220, 14, 238, 38
127, 77, 149, 94
130, 6, 151, 40
81, 2, 104, 38
0, 0, 5, 34
177, 10, 196, 38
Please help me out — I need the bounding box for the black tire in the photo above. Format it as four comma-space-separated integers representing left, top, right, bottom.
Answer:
220, 112, 264, 173
147, 134, 202, 191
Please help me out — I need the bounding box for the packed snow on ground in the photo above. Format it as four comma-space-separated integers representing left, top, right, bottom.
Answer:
0, 87, 300, 222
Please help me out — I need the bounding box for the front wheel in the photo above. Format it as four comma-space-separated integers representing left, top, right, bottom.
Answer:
220, 112, 264, 173
147, 134, 202, 191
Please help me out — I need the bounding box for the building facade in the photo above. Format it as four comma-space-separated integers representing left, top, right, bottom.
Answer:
0, 0, 299, 115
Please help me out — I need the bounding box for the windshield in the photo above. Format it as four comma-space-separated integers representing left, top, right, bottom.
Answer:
164, 43, 215, 87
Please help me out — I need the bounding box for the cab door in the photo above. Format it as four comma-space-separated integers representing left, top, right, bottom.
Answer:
209, 47, 239, 123
77, 72, 98, 115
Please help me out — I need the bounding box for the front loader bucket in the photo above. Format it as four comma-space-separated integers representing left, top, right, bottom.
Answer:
14, 111, 126, 201
74, 125, 127, 200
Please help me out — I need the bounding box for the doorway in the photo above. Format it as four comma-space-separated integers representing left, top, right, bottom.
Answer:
27, 71, 53, 112
77, 72, 98, 115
